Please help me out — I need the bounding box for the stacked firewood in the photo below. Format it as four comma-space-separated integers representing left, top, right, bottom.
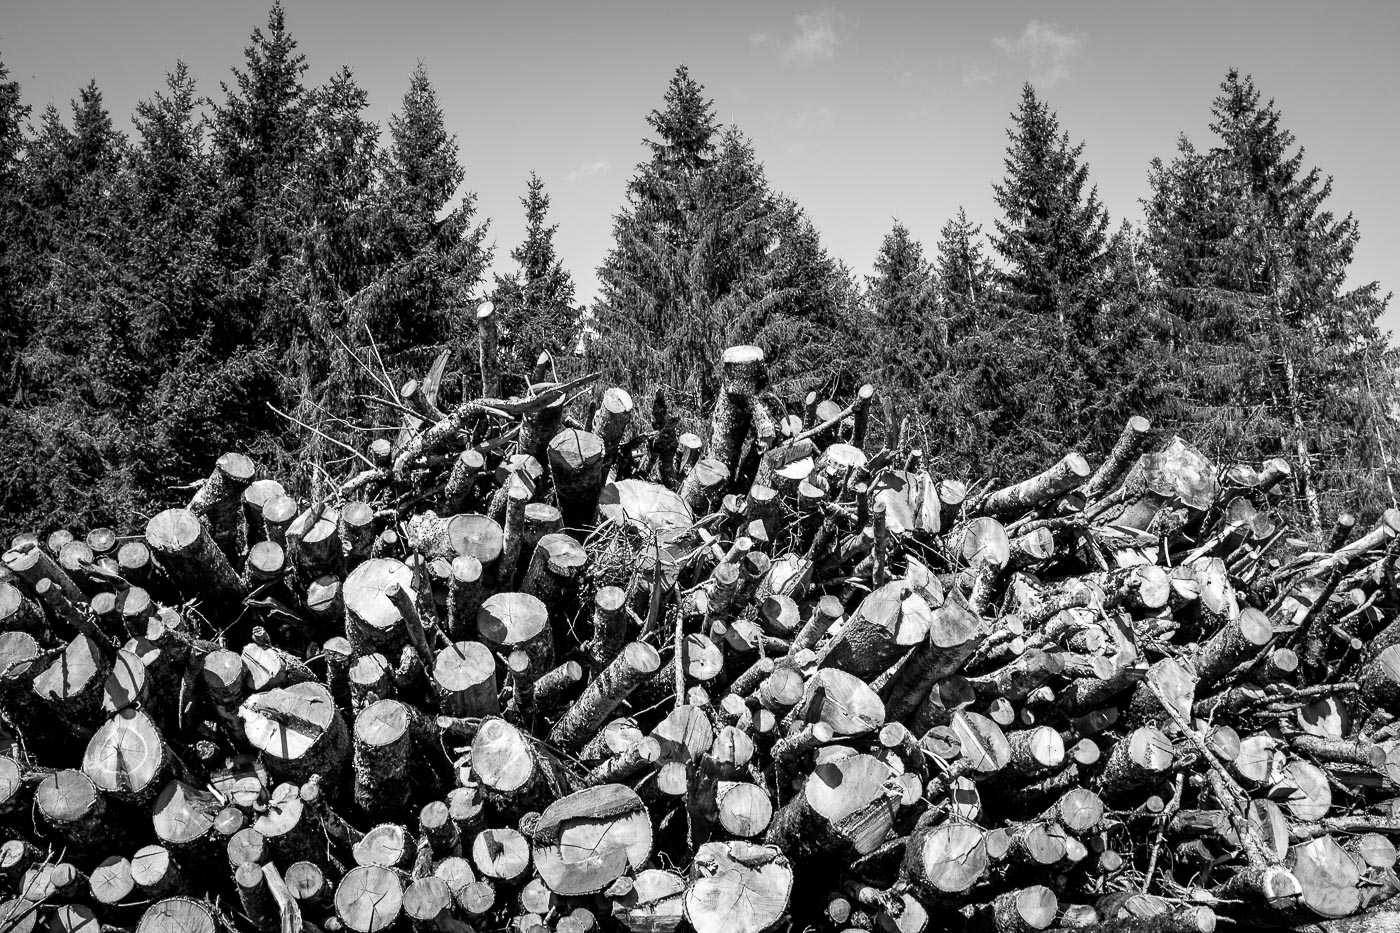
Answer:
4, 335, 1400, 933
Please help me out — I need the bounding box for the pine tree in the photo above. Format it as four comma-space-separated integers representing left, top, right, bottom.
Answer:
594, 67, 856, 409
1146, 70, 1400, 529
933, 208, 993, 342
0, 55, 31, 402
965, 84, 1111, 475
867, 222, 941, 413
493, 172, 579, 390
367, 62, 489, 385
992, 84, 1110, 350
213, 2, 311, 269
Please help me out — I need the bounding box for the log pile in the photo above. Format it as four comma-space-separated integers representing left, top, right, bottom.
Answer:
5, 339, 1400, 933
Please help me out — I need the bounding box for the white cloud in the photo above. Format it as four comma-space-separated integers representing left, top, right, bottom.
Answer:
993, 20, 1087, 86
784, 10, 845, 63
962, 64, 999, 87
749, 31, 773, 47
566, 160, 611, 183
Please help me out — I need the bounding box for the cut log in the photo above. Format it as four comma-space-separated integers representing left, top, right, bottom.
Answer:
549, 643, 662, 751
335, 865, 404, 932
136, 898, 220, 933
433, 640, 499, 718
83, 707, 165, 802
766, 753, 896, 859
144, 508, 244, 605
354, 699, 416, 817
684, 841, 792, 933
530, 784, 651, 895
479, 591, 555, 672
240, 681, 349, 784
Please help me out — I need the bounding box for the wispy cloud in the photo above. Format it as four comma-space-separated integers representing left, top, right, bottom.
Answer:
784, 10, 845, 63
749, 31, 774, 48
566, 160, 610, 183
993, 20, 1087, 86
962, 64, 999, 88
786, 105, 835, 134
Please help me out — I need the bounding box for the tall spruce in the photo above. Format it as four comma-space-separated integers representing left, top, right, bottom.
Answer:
2, 80, 142, 530
867, 222, 941, 418
974, 85, 1111, 474
371, 62, 489, 380
594, 66, 857, 409
128, 63, 277, 495
1146, 70, 1399, 529
493, 172, 579, 391
0, 56, 31, 402
934, 208, 993, 342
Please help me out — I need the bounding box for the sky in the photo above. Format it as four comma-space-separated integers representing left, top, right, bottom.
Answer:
5, 1, 1399, 332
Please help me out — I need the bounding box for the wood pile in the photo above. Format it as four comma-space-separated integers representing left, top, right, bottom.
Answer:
4, 337, 1400, 933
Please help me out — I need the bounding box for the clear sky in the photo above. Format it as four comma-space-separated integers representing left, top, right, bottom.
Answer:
5, 1, 1398, 333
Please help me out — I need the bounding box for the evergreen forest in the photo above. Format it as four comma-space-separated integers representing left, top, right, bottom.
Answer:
2, 4, 1396, 541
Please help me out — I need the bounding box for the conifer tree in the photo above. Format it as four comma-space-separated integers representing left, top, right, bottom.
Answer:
992, 84, 1109, 350
213, 1, 311, 273
594, 67, 857, 408
127, 63, 278, 494
289, 66, 383, 414
867, 222, 941, 412
933, 208, 993, 342
2, 80, 144, 530
0, 56, 31, 402
1146, 70, 1400, 528
493, 172, 579, 390
735, 197, 866, 400
968, 84, 1111, 474
369, 61, 489, 379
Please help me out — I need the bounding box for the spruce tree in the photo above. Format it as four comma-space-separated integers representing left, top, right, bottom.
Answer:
968, 84, 1111, 475
933, 208, 993, 342
594, 67, 858, 409
289, 66, 383, 415
1147, 72, 1400, 529
212, 1, 311, 273
127, 63, 278, 494
2, 80, 144, 531
370, 62, 489, 384
592, 66, 726, 404
493, 172, 579, 390
866, 222, 941, 413
735, 197, 866, 401
0, 56, 31, 402
992, 84, 1109, 351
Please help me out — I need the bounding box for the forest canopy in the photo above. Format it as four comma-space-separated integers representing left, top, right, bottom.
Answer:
1, 4, 1395, 539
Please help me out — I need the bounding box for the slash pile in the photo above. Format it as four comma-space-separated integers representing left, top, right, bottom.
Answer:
4, 336, 1400, 933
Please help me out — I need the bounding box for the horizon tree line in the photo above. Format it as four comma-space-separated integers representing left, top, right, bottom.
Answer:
1, 3, 1395, 539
